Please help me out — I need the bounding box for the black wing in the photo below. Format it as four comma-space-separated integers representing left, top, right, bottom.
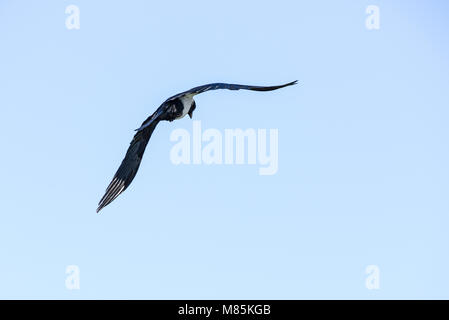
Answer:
134, 80, 297, 132
97, 118, 160, 213
166, 80, 298, 101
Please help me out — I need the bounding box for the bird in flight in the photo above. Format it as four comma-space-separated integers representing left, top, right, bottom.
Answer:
97, 80, 297, 213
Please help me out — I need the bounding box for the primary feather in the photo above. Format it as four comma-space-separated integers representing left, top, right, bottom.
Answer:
97, 119, 159, 213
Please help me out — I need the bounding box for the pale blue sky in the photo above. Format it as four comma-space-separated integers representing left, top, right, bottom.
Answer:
0, 0, 448, 299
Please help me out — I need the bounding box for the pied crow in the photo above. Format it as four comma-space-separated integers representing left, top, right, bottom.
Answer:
97, 81, 297, 213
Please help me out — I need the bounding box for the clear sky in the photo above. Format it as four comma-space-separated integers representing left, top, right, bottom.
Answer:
0, 0, 448, 299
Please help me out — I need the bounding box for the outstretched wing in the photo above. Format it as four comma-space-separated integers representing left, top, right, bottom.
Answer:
97, 118, 160, 213
134, 80, 298, 132
166, 80, 298, 101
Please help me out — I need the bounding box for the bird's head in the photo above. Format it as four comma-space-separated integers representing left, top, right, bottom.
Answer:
188, 100, 196, 119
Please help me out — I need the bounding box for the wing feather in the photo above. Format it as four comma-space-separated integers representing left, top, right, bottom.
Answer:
96, 119, 160, 213
166, 80, 297, 101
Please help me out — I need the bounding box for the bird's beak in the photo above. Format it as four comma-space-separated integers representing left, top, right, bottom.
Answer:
188, 111, 193, 119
